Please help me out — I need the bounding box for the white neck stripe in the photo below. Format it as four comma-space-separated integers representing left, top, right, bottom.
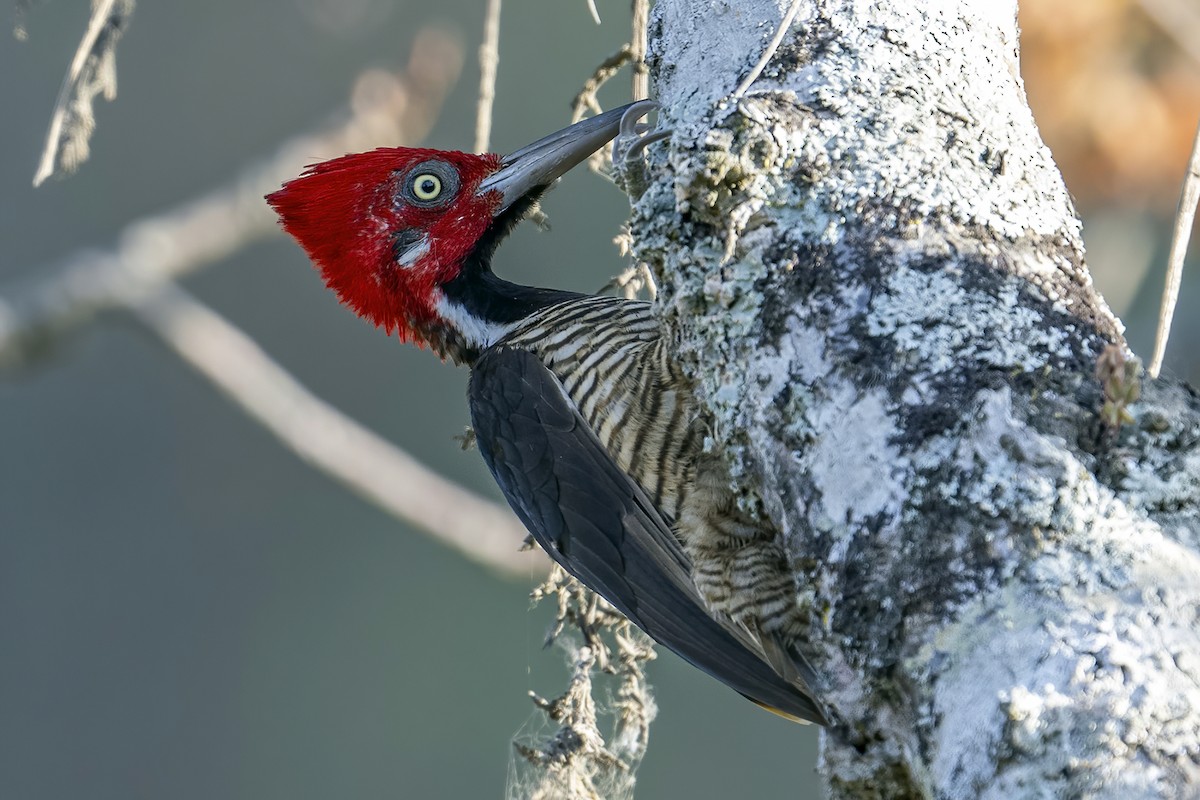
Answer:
433, 294, 513, 349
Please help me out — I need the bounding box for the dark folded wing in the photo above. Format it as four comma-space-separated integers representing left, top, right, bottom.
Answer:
468, 346, 827, 725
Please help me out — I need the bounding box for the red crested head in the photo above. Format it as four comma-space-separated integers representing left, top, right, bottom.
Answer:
268, 104, 637, 356
267, 148, 503, 342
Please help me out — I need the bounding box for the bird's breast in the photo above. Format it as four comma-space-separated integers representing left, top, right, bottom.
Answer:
500, 294, 807, 641
499, 295, 703, 521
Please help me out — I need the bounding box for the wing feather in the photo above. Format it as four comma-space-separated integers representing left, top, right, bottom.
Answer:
468, 347, 828, 725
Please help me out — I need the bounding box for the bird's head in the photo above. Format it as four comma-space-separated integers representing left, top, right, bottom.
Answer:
267, 104, 633, 356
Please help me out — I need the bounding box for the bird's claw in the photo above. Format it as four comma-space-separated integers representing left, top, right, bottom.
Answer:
612, 100, 670, 198
613, 100, 670, 165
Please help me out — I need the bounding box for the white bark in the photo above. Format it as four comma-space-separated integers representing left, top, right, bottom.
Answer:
634, 1, 1200, 797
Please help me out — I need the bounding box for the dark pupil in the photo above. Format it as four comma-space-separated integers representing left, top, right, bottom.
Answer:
419, 178, 437, 194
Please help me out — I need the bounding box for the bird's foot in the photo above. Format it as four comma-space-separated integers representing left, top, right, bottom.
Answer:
613, 100, 670, 163
612, 100, 670, 198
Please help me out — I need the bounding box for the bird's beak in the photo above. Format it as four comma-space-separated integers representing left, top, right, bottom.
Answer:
477, 101, 651, 212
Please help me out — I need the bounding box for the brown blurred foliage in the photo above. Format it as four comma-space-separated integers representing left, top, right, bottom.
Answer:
1020, 0, 1200, 211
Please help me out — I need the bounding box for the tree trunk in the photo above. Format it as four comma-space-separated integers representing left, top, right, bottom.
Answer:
633, 1, 1200, 797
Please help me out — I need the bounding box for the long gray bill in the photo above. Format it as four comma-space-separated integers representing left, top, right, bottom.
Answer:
476, 100, 656, 212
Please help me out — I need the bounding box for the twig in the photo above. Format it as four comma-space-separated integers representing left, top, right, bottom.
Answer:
568, 46, 636, 177
585, 0, 602, 25
33, 0, 136, 186
1, 29, 462, 368
475, 0, 503, 153
4, 27, 533, 576
571, 46, 635, 122
1148, 117, 1200, 378
630, 0, 649, 101
569, 0, 651, 120
731, 0, 803, 99
130, 283, 536, 577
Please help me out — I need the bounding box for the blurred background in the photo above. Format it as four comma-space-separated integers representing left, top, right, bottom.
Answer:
1, 1, 1196, 798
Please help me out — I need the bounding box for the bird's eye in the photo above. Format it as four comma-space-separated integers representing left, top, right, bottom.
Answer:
411, 173, 442, 201
399, 160, 459, 208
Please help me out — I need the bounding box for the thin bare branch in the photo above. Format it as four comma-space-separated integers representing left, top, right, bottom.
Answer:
569, 5, 652, 182
7, 27, 531, 576
33, 0, 136, 186
131, 283, 536, 577
1, 29, 463, 368
731, 0, 803, 99
630, 0, 649, 101
1138, 0, 1200, 66
585, 0, 601, 26
571, 46, 635, 123
475, 0, 503, 153
1149, 117, 1200, 378
567, 46, 634, 177
570, 2, 650, 118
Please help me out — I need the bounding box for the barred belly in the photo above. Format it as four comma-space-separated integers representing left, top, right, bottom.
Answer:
500, 295, 804, 639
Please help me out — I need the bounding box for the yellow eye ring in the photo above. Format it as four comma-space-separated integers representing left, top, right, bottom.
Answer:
411, 173, 442, 201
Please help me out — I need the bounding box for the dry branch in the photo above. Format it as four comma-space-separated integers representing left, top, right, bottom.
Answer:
731, 0, 802, 99
33, 0, 136, 186
475, 0, 503, 153
3, 27, 462, 368
7, 28, 540, 578
630, 0, 649, 101
1149, 117, 1200, 378
132, 283, 535, 577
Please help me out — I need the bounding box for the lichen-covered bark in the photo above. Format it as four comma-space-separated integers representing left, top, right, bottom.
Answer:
633, 1, 1200, 797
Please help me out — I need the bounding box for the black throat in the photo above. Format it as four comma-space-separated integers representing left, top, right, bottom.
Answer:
438, 190, 583, 361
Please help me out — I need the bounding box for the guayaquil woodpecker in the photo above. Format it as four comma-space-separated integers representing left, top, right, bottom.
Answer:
267, 102, 827, 725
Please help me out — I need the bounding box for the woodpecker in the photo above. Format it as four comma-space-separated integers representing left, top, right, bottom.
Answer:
267, 103, 827, 725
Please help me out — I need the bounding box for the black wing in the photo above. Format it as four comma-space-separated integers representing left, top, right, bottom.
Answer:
468, 346, 827, 725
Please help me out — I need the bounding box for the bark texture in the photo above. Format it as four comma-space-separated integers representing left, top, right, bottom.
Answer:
632, 1, 1200, 797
